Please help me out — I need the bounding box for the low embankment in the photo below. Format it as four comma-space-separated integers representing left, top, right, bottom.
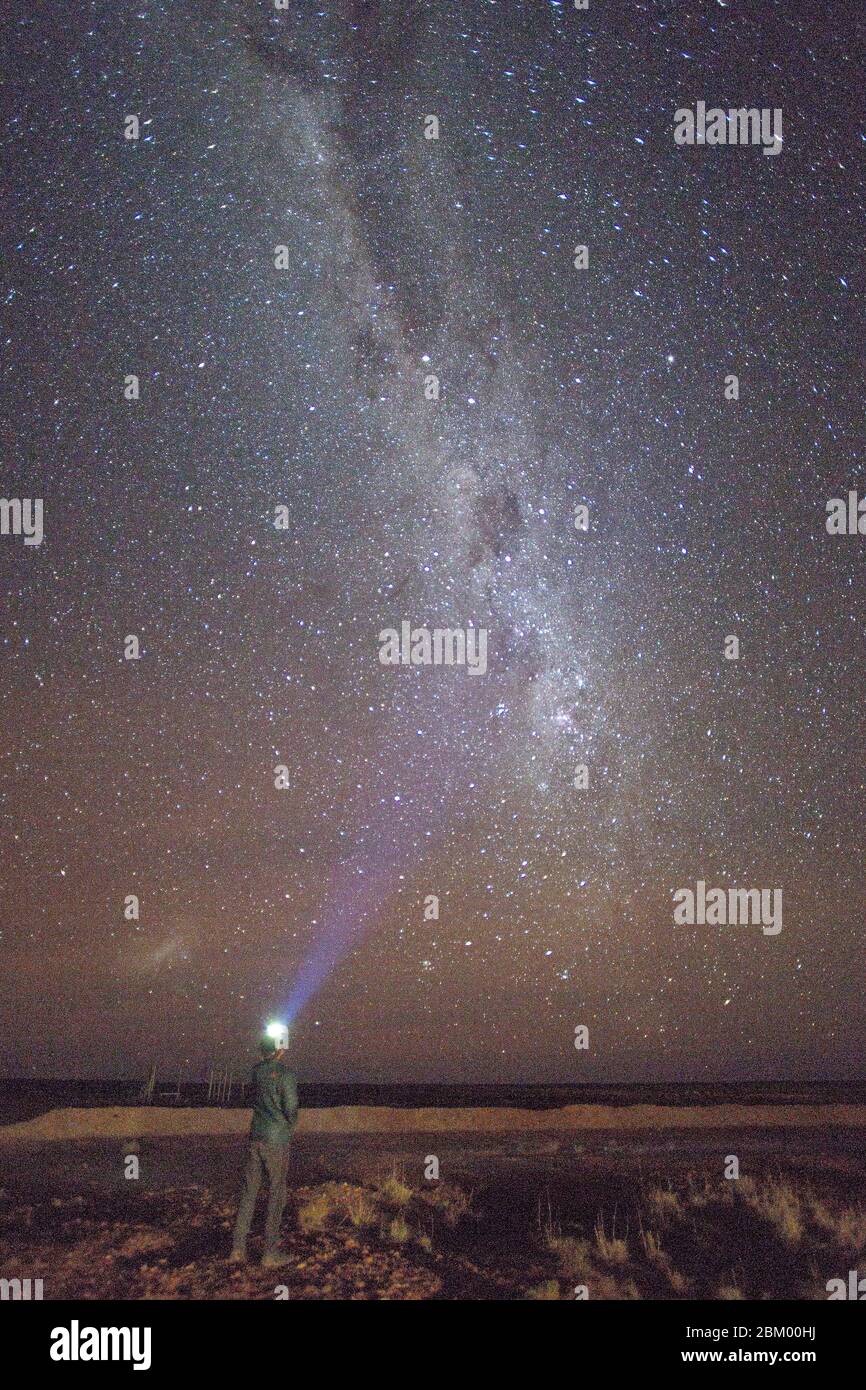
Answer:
3, 1102, 866, 1142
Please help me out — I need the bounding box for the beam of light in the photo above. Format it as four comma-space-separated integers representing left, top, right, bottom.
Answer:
283, 745, 447, 1022
283, 665, 483, 1022
284, 850, 398, 1022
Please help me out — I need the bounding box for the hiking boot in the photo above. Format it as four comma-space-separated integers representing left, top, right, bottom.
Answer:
260, 1252, 290, 1269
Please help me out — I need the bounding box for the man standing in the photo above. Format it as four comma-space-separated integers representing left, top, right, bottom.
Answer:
230, 1025, 298, 1268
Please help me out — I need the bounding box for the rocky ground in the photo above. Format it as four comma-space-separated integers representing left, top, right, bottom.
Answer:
2, 1131, 866, 1299
0, 1176, 540, 1300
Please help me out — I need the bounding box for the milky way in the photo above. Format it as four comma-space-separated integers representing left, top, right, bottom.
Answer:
1, 0, 863, 1081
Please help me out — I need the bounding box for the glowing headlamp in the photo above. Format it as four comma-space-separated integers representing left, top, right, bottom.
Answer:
265, 1021, 289, 1050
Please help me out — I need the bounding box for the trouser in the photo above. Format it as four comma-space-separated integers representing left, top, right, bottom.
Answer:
232, 1140, 291, 1255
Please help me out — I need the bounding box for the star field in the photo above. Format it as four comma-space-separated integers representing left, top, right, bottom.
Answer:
1, 0, 864, 1081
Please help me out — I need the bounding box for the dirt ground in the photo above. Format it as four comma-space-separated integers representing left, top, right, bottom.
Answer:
2, 1126, 865, 1299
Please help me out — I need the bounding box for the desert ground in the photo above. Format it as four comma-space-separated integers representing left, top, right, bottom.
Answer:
2, 1104, 866, 1299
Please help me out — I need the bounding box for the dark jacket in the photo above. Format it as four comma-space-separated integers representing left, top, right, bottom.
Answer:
248, 1057, 299, 1145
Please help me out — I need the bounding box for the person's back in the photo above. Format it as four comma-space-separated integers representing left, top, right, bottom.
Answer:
249, 1056, 298, 1145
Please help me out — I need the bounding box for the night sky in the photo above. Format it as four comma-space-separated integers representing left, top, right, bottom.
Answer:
1, 0, 863, 1082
